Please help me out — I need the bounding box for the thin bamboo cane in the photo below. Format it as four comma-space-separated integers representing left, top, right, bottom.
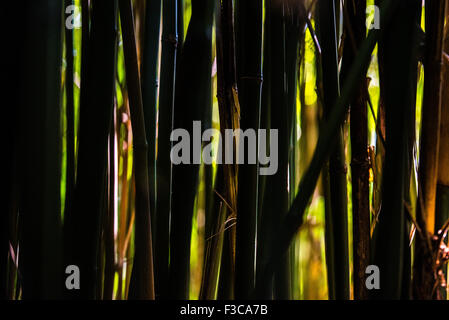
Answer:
155, 0, 178, 299
141, 0, 161, 251
119, 0, 155, 299
234, 0, 263, 300
340, 0, 369, 300
317, 0, 350, 300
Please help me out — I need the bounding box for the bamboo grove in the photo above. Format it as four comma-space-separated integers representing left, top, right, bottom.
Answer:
3, 0, 449, 300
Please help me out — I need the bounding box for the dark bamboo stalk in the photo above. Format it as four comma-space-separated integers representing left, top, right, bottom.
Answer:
65, 0, 118, 299
19, 0, 63, 299
141, 0, 161, 249
169, 0, 215, 299
103, 110, 117, 300
268, 1, 292, 299
371, 0, 421, 300
155, 0, 178, 299
256, 0, 273, 298
234, 0, 263, 300
317, 0, 350, 300
340, 0, 369, 300
119, 0, 155, 300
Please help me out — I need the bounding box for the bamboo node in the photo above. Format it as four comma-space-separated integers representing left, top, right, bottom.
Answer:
240, 74, 263, 84
162, 34, 179, 48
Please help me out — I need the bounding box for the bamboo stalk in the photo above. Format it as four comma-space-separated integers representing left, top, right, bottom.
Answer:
415, 0, 448, 300
256, 0, 273, 299
436, 1, 449, 246
119, 0, 155, 300
19, 0, 63, 299
65, 0, 118, 299
141, 0, 161, 253
268, 0, 294, 300
372, 0, 421, 300
417, 0, 446, 238
155, 0, 178, 299
64, 0, 76, 226
103, 109, 118, 300
340, 0, 369, 300
317, 0, 350, 300
234, 0, 263, 300
169, 0, 215, 299
215, 0, 239, 300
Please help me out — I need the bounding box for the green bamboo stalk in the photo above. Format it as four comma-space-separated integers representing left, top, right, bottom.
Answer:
119, 0, 156, 300
169, 0, 215, 299
155, 0, 178, 299
200, 6, 220, 297
340, 0, 369, 300
63, 0, 77, 294
233, 0, 263, 300
19, 0, 63, 299
372, 0, 421, 300
141, 0, 161, 251
64, 0, 76, 225
65, 0, 118, 299
285, 3, 305, 298
254, 0, 400, 297
285, 2, 304, 204
317, 0, 350, 300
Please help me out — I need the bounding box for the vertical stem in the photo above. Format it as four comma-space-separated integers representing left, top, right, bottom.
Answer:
66, 0, 118, 299
417, 0, 446, 236
372, 0, 421, 300
215, 0, 238, 300
341, 0, 369, 300
119, 0, 155, 300
414, 0, 447, 300
169, 0, 215, 299
436, 0, 449, 249
155, 0, 178, 299
256, 0, 272, 299
141, 0, 161, 255
317, 0, 350, 300
234, 0, 263, 299
19, 0, 63, 299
